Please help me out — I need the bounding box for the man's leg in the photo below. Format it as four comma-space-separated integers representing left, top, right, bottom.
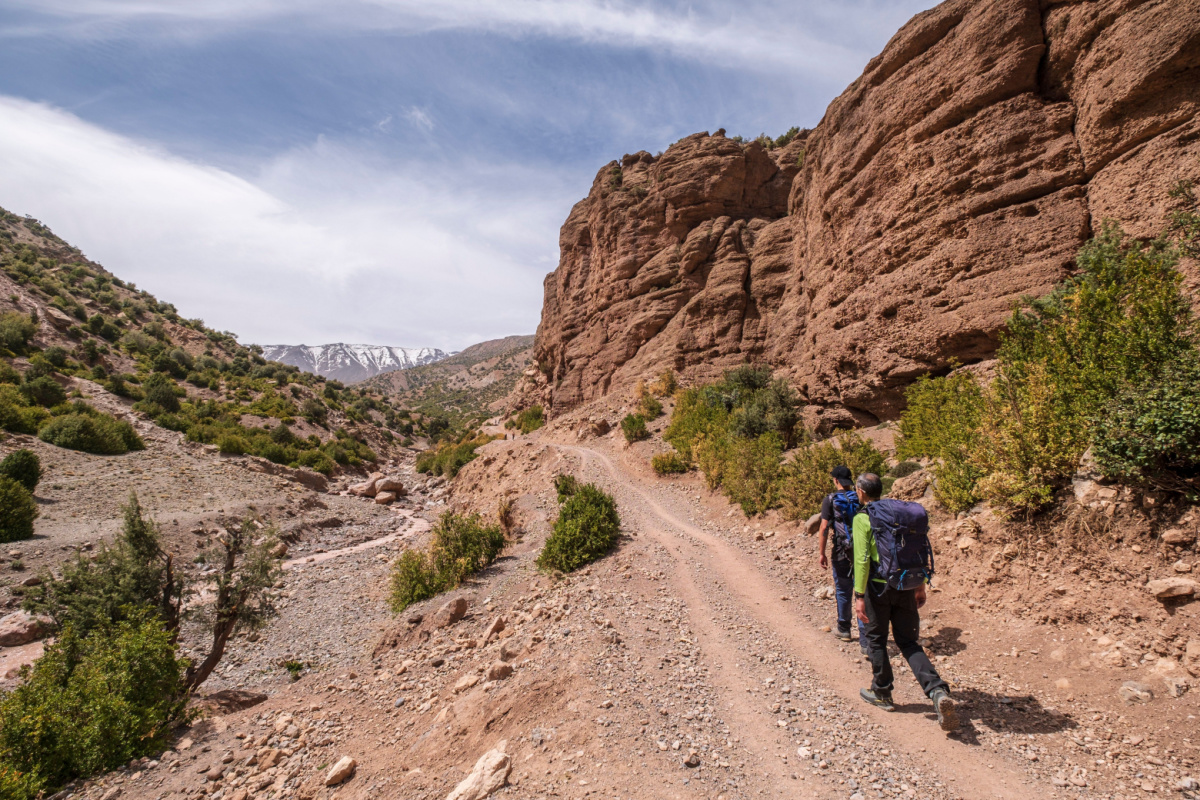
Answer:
863, 587, 894, 694
832, 558, 853, 637
890, 590, 948, 697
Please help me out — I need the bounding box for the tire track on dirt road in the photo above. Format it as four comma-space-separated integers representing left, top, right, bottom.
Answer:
562, 443, 1040, 800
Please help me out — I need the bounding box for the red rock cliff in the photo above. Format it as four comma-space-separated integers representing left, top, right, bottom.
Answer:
533, 0, 1200, 421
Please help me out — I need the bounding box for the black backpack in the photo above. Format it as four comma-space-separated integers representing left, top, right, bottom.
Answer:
829, 489, 860, 563
865, 498, 934, 591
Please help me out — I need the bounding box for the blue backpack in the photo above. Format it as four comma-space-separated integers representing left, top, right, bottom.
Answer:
865, 498, 934, 591
830, 490, 860, 556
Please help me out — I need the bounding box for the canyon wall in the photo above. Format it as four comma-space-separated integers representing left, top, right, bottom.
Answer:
532, 0, 1200, 422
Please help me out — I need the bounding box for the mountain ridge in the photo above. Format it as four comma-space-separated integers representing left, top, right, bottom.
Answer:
260, 343, 449, 383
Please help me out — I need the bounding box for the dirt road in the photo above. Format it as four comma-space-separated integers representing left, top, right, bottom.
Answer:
558, 442, 1079, 800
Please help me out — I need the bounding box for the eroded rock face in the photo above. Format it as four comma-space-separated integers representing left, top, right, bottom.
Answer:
533, 0, 1200, 420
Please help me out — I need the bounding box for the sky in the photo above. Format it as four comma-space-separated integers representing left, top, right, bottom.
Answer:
0, 0, 937, 351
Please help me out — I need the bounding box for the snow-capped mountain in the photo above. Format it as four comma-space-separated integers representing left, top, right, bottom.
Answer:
260, 344, 450, 383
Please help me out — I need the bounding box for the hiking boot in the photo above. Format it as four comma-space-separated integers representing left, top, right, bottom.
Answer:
860, 644, 869, 656
931, 689, 959, 731
834, 628, 852, 642
859, 688, 894, 711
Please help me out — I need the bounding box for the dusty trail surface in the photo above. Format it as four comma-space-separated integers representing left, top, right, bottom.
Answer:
50, 418, 1198, 800
561, 443, 1033, 800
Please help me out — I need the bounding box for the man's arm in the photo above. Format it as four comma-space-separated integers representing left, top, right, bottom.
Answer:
817, 518, 830, 569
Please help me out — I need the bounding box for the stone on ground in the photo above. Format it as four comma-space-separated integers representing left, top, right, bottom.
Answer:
446, 742, 510, 800
324, 756, 357, 786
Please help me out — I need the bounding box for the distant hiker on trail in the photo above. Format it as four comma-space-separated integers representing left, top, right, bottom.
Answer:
852, 472, 958, 732
817, 465, 868, 653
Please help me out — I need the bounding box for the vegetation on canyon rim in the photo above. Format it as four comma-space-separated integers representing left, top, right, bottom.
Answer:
653, 206, 1200, 520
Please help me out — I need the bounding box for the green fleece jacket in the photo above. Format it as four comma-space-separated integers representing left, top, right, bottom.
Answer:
852, 507, 886, 595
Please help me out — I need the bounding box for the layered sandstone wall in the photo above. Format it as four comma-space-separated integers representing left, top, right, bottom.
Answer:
533, 0, 1200, 421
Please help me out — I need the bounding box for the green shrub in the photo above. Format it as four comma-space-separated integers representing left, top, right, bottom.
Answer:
296, 449, 335, 475
415, 435, 495, 478
0, 361, 20, 385
651, 451, 689, 475
25, 494, 183, 634
429, 512, 506, 587
0, 613, 186, 794
0, 312, 37, 354
217, 434, 249, 455
141, 373, 180, 413
387, 512, 507, 612
0, 476, 37, 543
0, 764, 40, 800
888, 460, 922, 479
0, 386, 48, 435
621, 413, 649, 442
639, 394, 663, 419
722, 433, 785, 515
388, 550, 438, 611
664, 387, 728, 461
537, 484, 620, 572
554, 473, 580, 503
20, 376, 66, 408
507, 405, 544, 434
897, 372, 985, 512
1091, 360, 1200, 496
649, 370, 677, 397
0, 449, 42, 492
38, 410, 144, 455
778, 432, 887, 521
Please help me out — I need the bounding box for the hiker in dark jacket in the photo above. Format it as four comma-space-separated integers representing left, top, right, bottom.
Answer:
817, 465, 867, 652
852, 472, 958, 731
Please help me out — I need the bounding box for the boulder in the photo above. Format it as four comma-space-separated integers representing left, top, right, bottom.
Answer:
1162, 529, 1196, 546
889, 471, 930, 502
485, 661, 513, 681
374, 491, 397, 505
1146, 577, 1198, 599
432, 597, 470, 628
0, 611, 51, 647
1118, 682, 1154, 704
499, 640, 522, 662
483, 615, 506, 643
446, 742, 510, 800
804, 513, 821, 536
454, 673, 480, 693
349, 479, 379, 497
270, 541, 289, 559
324, 756, 356, 786
376, 477, 406, 495
1185, 639, 1200, 678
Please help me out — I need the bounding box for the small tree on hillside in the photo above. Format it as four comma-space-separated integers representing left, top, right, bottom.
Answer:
25, 493, 281, 692
184, 523, 280, 690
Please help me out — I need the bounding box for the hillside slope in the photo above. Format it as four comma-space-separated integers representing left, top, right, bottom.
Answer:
361, 334, 534, 428
533, 0, 1200, 421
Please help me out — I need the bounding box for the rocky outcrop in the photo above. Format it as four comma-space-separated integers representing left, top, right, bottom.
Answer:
533, 0, 1200, 420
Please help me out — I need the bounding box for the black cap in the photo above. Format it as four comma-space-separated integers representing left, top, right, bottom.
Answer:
831, 465, 853, 487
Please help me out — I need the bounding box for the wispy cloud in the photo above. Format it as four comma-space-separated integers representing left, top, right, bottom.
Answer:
2, 0, 919, 77
0, 96, 564, 349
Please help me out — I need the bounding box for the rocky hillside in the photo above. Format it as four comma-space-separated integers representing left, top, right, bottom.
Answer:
361, 335, 534, 430
260, 344, 448, 383
533, 0, 1200, 422
0, 207, 419, 469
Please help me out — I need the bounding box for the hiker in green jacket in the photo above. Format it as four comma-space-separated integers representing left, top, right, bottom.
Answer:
852, 473, 958, 731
